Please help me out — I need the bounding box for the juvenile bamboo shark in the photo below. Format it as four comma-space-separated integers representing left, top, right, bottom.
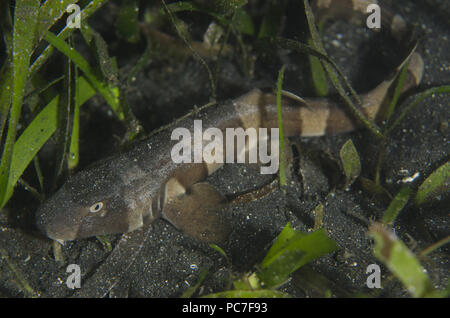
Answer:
36, 0, 424, 244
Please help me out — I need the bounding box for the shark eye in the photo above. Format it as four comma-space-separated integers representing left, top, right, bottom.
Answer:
89, 202, 104, 213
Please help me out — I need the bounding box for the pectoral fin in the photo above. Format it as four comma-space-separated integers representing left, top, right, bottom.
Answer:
161, 182, 231, 243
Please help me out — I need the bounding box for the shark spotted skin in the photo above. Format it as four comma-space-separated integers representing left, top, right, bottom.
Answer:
36, 0, 424, 244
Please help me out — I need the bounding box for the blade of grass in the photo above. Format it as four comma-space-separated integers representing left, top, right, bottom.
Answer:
374, 140, 387, 186
386, 85, 450, 134
33, 156, 44, 195
164, 1, 253, 35
381, 187, 411, 225
0, 0, 40, 208
79, 23, 119, 86
17, 177, 43, 202
359, 176, 392, 203
181, 268, 209, 298
273, 37, 353, 84
303, 0, 383, 139
374, 49, 417, 186
0, 63, 13, 142
207, 0, 248, 15
209, 243, 228, 259
25, 75, 64, 105
339, 139, 361, 187
261, 222, 303, 267
383, 56, 411, 127
232, 272, 261, 290
258, 225, 338, 288
68, 66, 80, 170
303, 0, 359, 105
37, 0, 78, 42
162, 1, 255, 79
44, 30, 123, 120
369, 223, 434, 297
79, 22, 142, 140
0, 248, 39, 297
29, 0, 109, 74
257, 0, 285, 38
161, 0, 217, 100
0, 0, 13, 54
276, 65, 286, 190
213, 12, 234, 91
272, 36, 380, 137
52, 43, 76, 189
415, 161, 450, 205
233, 7, 255, 36
419, 236, 450, 257
307, 37, 328, 96
115, 0, 140, 43
1, 77, 96, 204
